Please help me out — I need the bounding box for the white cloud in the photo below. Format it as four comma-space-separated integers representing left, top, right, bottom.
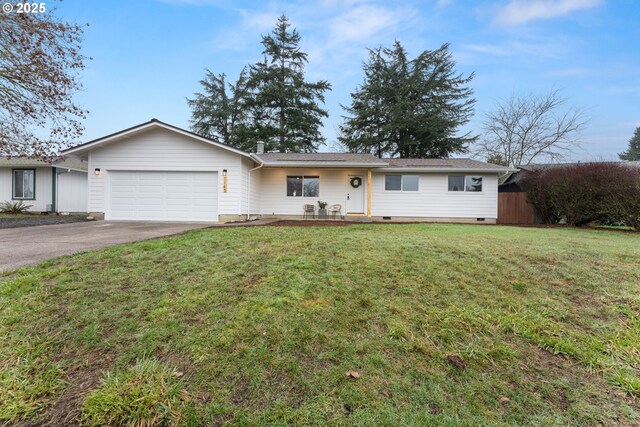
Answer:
327, 5, 412, 44
238, 10, 282, 32
158, 0, 228, 5
493, 0, 603, 26
545, 67, 594, 77
436, 0, 455, 8
462, 38, 569, 61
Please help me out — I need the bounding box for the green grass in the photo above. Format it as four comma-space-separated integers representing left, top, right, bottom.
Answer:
81, 358, 193, 426
1, 223, 639, 426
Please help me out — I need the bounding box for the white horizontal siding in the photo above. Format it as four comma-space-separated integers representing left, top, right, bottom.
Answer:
56, 170, 87, 212
0, 167, 52, 212
87, 127, 243, 216
259, 168, 367, 216
371, 172, 498, 219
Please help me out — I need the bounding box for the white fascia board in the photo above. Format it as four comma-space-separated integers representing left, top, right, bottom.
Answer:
52, 165, 88, 173
378, 167, 515, 173
63, 122, 252, 159
260, 162, 387, 168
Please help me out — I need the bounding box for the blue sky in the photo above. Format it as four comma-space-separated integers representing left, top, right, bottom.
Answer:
58, 0, 639, 160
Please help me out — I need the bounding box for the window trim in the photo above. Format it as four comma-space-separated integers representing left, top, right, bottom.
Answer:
448, 175, 483, 193
286, 175, 320, 197
384, 174, 419, 192
12, 168, 36, 200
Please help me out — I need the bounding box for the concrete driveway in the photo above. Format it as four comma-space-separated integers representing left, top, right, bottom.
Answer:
0, 221, 215, 271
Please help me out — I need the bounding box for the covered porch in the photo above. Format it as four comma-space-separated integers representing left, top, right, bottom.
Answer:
253, 167, 373, 219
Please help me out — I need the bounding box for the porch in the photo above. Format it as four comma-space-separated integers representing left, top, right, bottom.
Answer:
253, 167, 373, 219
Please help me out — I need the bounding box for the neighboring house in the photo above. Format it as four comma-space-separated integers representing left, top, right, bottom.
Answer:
62, 119, 511, 222
0, 157, 88, 213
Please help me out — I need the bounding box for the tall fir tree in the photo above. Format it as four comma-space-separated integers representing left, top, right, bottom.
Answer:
187, 68, 255, 151
619, 126, 640, 161
340, 41, 476, 158
248, 15, 331, 152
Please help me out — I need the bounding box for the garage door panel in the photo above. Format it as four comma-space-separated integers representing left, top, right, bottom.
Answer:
108, 171, 218, 221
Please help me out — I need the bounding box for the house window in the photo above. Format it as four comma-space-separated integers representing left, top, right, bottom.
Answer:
287, 176, 319, 197
385, 175, 419, 191
13, 169, 35, 200
448, 175, 483, 192
465, 176, 483, 192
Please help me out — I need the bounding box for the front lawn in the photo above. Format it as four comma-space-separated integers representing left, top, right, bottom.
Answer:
1, 224, 639, 425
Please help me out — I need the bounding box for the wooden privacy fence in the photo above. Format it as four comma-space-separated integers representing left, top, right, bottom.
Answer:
498, 192, 536, 225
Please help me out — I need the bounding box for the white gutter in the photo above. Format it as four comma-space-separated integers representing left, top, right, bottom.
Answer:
52, 165, 88, 173
247, 161, 264, 219
381, 167, 516, 173
255, 162, 388, 168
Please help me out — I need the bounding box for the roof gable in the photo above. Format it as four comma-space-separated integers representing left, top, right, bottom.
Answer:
62, 119, 252, 159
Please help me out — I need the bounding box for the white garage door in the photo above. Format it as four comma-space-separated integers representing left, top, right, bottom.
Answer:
109, 171, 218, 221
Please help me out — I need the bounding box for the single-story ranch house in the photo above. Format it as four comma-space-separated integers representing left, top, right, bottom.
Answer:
3, 119, 512, 222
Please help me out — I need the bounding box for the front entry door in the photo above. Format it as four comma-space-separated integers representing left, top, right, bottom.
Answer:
346, 175, 365, 214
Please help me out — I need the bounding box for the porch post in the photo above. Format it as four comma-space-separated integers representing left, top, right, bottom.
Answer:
367, 168, 372, 217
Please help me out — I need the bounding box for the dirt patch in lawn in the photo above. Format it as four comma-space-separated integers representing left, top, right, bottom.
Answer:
520, 345, 637, 418
44, 350, 116, 426
266, 220, 356, 227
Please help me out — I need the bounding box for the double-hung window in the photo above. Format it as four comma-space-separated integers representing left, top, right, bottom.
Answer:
448, 175, 482, 192
385, 175, 419, 191
13, 169, 35, 200
287, 176, 319, 197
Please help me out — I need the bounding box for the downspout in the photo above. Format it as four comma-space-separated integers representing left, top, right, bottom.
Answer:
247, 158, 264, 219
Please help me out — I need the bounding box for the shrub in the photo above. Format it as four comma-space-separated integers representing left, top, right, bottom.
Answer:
522, 162, 640, 230
81, 358, 191, 427
0, 201, 33, 214
607, 166, 640, 230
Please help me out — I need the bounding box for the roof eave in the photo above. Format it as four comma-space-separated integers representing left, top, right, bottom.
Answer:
380, 167, 515, 173
52, 164, 88, 173
258, 161, 388, 168
62, 120, 252, 159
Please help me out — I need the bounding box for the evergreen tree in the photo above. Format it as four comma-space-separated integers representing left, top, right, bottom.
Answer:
248, 15, 331, 152
340, 41, 476, 158
187, 68, 255, 151
619, 126, 640, 161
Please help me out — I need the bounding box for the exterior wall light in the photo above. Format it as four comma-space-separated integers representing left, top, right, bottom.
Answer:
94, 168, 101, 176
222, 169, 227, 176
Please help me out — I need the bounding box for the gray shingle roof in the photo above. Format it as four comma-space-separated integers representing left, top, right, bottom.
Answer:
253, 153, 512, 171
386, 158, 510, 170
0, 157, 51, 167
253, 153, 388, 166
54, 158, 88, 171
0, 157, 88, 171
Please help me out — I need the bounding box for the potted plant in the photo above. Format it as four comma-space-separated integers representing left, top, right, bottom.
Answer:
317, 201, 328, 217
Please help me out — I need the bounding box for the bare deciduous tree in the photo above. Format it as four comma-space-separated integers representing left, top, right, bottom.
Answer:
0, 1, 89, 160
477, 90, 588, 168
